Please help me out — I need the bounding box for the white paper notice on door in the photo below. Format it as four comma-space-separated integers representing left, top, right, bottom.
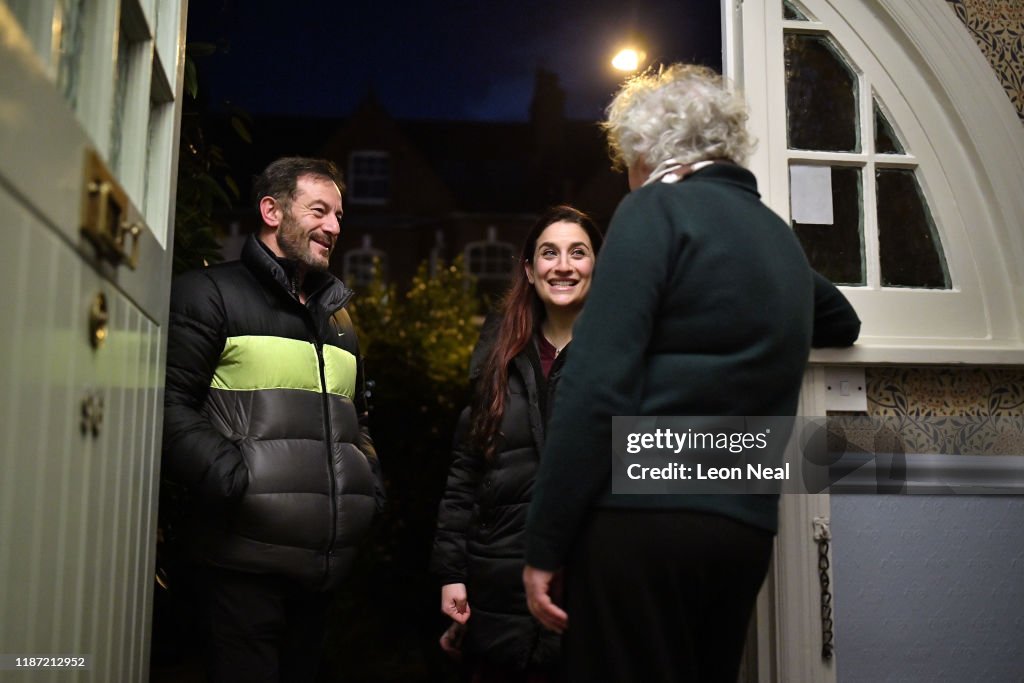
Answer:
789, 164, 834, 225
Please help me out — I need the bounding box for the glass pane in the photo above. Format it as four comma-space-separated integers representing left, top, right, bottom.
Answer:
874, 100, 904, 154
877, 169, 950, 288
783, 1, 809, 21
785, 33, 859, 152
56, 0, 86, 109
469, 245, 514, 278
351, 153, 390, 201
792, 167, 864, 285
144, 99, 158, 216
345, 251, 385, 287
110, 27, 131, 172
144, 100, 171, 239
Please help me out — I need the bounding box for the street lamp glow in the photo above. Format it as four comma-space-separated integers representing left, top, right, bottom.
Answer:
611, 48, 645, 72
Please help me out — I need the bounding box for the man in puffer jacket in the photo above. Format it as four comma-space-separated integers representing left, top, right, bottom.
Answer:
162, 156, 384, 683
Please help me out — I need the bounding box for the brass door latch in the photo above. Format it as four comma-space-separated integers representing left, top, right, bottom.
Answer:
80, 149, 142, 269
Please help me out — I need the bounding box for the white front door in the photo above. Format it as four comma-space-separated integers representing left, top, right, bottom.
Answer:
0, 0, 186, 680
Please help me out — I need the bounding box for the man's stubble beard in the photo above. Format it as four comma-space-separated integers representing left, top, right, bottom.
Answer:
278, 209, 332, 272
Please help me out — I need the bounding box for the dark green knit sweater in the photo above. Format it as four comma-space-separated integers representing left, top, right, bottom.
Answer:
525, 162, 859, 570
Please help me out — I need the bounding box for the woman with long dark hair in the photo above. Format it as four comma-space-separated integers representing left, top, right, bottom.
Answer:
431, 206, 603, 681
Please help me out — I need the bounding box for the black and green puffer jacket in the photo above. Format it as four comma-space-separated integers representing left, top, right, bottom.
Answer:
162, 234, 383, 591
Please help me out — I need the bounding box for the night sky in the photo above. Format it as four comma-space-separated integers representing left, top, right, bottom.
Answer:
186, 0, 722, 122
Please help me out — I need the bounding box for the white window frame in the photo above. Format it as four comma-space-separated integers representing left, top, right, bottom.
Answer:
343, 240, 387, 287
347, 150, 390, 206
463, 228, 516, 283
733, 0, 1024, 365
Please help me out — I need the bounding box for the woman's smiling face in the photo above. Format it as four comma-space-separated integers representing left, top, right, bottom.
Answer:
526, 220, 596, 313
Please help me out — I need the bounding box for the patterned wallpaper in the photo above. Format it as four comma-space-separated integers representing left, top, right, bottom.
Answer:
839, 4, 1024, 456
839, 367, 1024, 455
947, 0, 1024, 122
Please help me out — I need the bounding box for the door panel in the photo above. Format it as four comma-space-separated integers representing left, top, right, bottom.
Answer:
0, 0, 185, 680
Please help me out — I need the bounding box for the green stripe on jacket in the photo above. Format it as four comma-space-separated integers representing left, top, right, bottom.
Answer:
211, 335, 356, 398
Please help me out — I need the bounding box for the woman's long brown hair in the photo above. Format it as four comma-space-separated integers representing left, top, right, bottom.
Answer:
469, 206, 603, 458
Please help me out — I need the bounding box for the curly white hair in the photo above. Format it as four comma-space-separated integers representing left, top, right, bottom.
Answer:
603, 63, 755, 170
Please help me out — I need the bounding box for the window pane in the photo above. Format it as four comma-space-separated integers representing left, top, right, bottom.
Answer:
792, 166, 864, 285
109, 27, 131, 172
874, 100, 904, 154
350, 152, 390, 202
468, 243, 514, 279
785, 33, 859, 152
877, 169, 950, 289
57, 0, 87, 109
344, 250, 385, 286
783, 1, 809, 21
144, 99, 157, 215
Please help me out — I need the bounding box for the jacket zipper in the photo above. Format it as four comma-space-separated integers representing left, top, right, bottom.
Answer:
542, 350, 567, 427
314, 337, 337, 583
286, 270, 350, 585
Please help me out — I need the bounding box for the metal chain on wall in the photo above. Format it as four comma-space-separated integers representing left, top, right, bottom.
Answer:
812, 516, 835, 660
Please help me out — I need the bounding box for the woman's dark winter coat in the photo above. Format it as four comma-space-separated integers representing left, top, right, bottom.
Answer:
431, 325, 564, 671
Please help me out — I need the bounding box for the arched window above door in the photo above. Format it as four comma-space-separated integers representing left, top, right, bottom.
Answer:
733, 0, 1024, 362
783, 28, 951, 291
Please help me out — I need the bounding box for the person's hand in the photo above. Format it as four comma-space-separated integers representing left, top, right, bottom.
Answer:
203, 455, 249, 500
440, 583, 471, 625
438, 621, 465, 660
523, 565, 568, 633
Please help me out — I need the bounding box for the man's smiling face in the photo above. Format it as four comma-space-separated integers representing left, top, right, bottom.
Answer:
276, 174, 343, 271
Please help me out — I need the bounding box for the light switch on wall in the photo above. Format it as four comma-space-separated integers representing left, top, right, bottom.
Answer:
824, 367, 867, 412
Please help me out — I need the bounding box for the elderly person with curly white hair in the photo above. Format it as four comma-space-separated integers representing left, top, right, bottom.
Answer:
522, 64, 861, 682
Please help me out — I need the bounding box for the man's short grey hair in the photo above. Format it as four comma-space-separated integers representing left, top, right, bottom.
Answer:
602, 63, 755, 170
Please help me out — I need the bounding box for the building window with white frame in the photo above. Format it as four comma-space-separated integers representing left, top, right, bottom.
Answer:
348, 150, 390, 205
343, 234, 387, 288
464, 226, 516, 300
